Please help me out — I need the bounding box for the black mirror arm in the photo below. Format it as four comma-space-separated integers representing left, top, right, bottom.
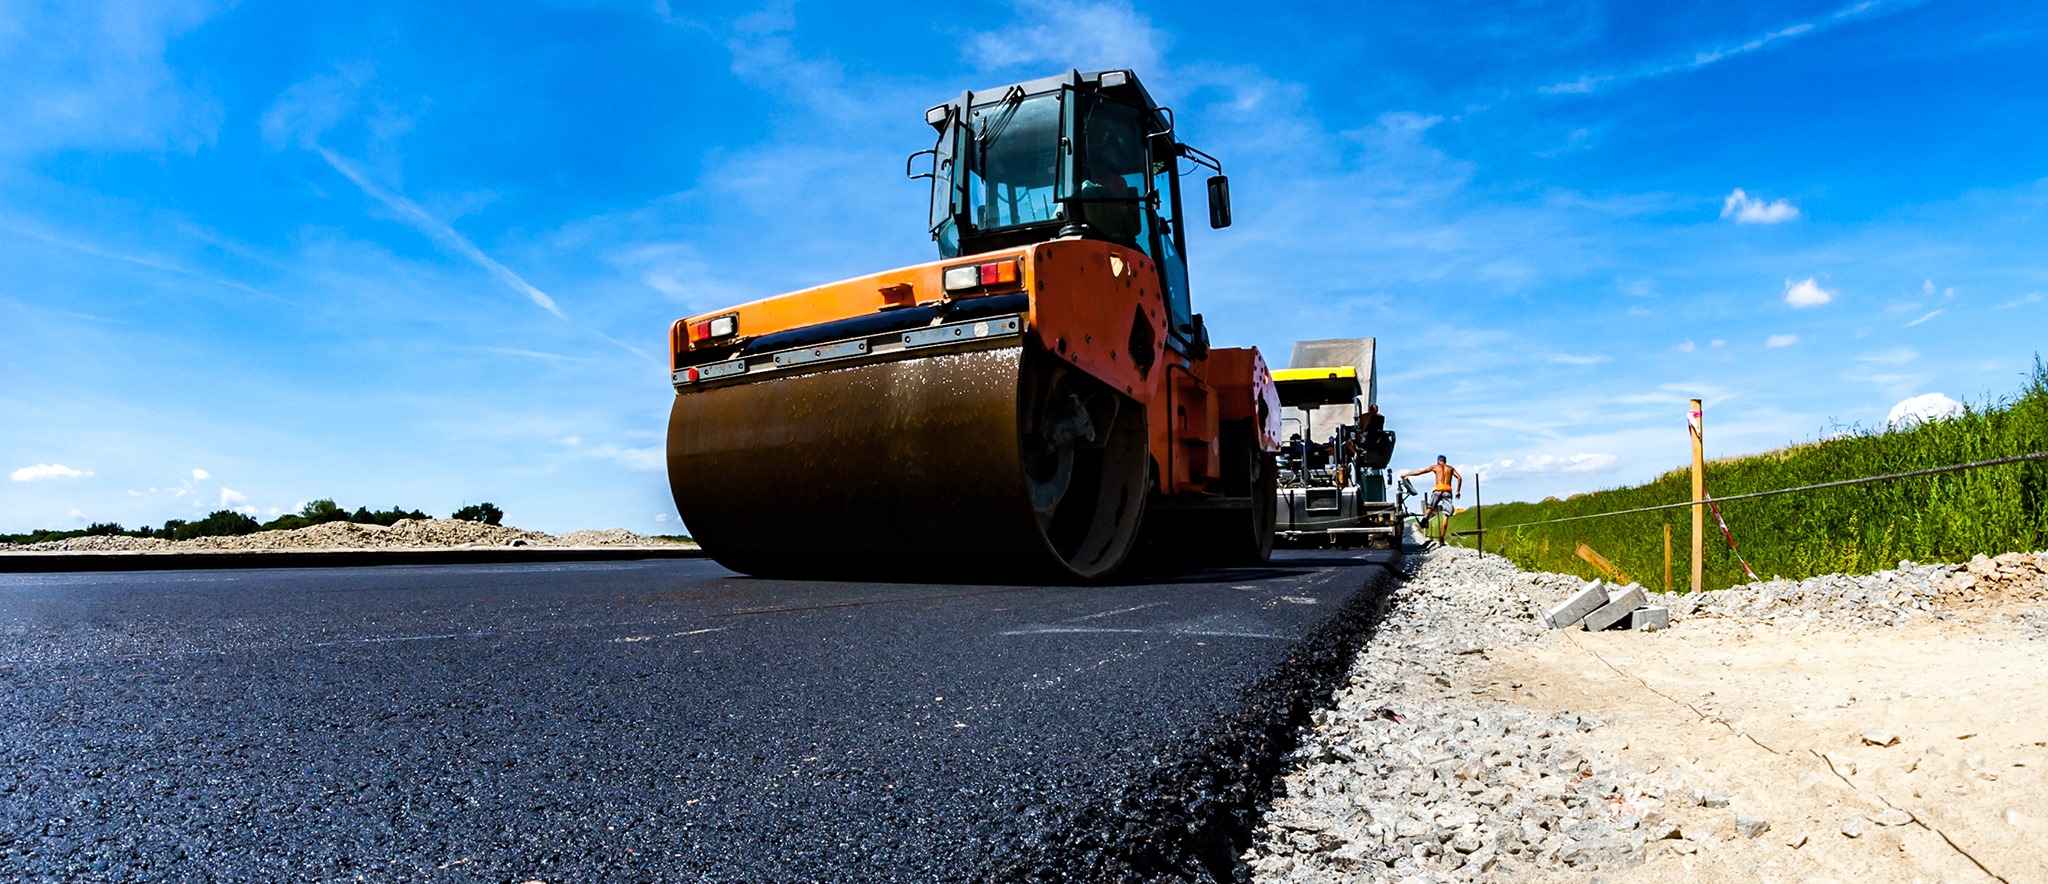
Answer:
1177, 143, 1223, 175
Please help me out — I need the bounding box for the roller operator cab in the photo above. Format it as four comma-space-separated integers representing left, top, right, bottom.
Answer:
665, 69, 1281, 581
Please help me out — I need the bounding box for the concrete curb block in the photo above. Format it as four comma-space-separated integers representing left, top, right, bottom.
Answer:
1543, 580, 1608, 629
1583, 584, 1649, 631
0, 546, 706, 574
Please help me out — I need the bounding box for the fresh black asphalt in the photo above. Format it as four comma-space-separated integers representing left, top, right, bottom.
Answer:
0, 550, 1401, 883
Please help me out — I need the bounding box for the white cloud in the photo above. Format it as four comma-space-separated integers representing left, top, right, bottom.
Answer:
1922, 279, 1935, 295
1473, 453, 1619, 479
1997, 292, 2042, 310
1677, 339, 1696, 353
1904, 310, 1941, 327
1711, 339, 1726, 347
219, 487, 248, 505
68, 509, 86, 519
1765, 333, 1798, 347
1887, 392, 1963, 428
1784, 277, 1832, 307
190, 468, 210, 480
1720, 188, 1799, 224
10, 463, 94, 482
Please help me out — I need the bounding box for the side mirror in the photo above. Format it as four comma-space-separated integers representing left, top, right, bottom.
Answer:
1206, 175, 1232, 229
905, 147, 938, 181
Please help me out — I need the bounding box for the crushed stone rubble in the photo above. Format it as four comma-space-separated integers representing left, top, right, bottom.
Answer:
3, 519, 687, 553
1651, 550, 2048, 627
1244, 543, 2048, 882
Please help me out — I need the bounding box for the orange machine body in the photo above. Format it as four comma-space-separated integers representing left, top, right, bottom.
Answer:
671, 238, 1277, 499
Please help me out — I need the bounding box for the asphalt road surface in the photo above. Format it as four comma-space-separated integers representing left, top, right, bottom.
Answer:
1, 549, 1400, 883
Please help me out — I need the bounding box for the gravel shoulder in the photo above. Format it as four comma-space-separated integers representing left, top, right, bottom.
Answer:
1245, 543, 2048, 882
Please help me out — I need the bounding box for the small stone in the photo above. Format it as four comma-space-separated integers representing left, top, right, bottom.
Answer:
1870, 808, 1914, 827
1861, 730, 1900, 747
1841, 819, 1864, 838
1786, 833, 1809, 849
1696, 791, 1730, 808
1736, 815, 1770, 838
1646, 820, 1681, 841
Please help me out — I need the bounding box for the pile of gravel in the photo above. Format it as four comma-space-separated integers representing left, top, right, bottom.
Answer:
1650, 550, 2048, 628
5, 519, 685, 553
1243, 550, 1682, 881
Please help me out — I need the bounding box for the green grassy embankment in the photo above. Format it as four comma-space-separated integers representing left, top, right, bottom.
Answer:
1447, 361, 2048, 591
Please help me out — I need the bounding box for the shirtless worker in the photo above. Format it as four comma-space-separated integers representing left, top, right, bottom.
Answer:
1400, 455, 1462, 546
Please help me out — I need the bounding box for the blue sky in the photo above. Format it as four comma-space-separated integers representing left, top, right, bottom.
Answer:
4, 0, 2045, 534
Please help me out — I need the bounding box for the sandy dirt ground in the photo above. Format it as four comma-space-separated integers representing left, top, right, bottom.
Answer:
1481, 612, 2047, 882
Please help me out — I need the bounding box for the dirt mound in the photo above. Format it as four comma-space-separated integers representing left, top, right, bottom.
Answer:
9, 519, 686, 553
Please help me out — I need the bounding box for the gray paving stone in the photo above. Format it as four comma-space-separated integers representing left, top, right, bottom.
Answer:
1628, 606, 1669, 631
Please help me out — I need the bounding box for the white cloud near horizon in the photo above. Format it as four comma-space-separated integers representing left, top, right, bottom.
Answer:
219, 487, 248, 505
314, 147, 566, 319
11, 463, 94, 482
1887, 392, 1962, 427
1785, 277, 1832, 307
1721, 188, 1799, 224
1766, 333, 1798, 347
191, 468, 210, 480
1474, 453, 1619, 479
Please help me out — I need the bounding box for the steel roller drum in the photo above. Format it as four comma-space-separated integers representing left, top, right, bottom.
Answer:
667, 345, 1148, 581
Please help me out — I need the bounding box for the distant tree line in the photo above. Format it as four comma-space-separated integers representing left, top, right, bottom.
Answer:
2, 499, 505, 545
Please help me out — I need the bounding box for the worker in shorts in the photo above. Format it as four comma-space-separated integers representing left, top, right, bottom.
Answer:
1400, 455, 1462, 547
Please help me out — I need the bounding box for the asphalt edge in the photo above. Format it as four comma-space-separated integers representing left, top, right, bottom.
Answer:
0, 546, 707, 573
992, 548, 1409, 884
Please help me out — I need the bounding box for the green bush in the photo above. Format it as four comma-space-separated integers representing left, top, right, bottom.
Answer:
173, 510, 262, 540
451, 502, 504, 526
1452, 359, 2048, 590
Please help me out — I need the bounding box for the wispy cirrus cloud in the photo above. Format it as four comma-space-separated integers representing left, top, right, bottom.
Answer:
1766, 333, 1799, 347
1541, 0, 1908, 96
964, 0, 1167, 75
315, 147, 565, 318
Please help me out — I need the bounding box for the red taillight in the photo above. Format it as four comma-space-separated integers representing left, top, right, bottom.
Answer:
980, 260, 1018, 286
683, 367, 700, 383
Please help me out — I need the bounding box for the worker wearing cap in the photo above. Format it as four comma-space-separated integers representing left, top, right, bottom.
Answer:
1400, 455, 1462, 547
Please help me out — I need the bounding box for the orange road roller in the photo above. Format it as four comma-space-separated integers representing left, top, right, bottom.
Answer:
666, 69, 1280, 581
